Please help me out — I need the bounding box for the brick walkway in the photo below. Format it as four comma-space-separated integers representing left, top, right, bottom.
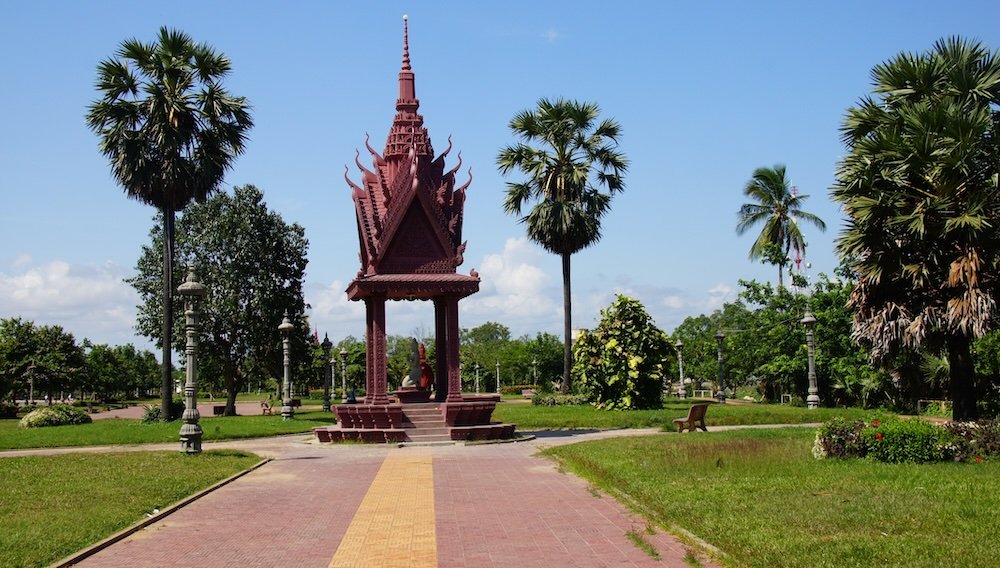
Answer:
56, 430, 719, 567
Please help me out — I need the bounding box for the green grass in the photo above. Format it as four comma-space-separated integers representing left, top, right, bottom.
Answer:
544, 428, 1000, 568
0, 410, 334, 450
493, 401, 874, 430
0, 450, 260, 568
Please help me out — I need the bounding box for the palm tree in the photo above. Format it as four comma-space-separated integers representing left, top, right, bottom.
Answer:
832, 37, 1000, 420
86, 28, 252, 419
497, 98, 628, 393
736, 165, 826, 287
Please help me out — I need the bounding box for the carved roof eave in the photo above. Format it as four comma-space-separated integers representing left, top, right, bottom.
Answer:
346, 273, 480, 301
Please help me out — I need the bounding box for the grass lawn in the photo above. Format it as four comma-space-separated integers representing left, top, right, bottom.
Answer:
544, 428, 1000, 568
0, 410, 334, 450
493, 401, 875, 430
0, 450, 260, 568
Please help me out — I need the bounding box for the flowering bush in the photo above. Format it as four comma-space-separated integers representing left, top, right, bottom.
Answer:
814, 417, 965, 464
860, 417, 953, 463
18, 404, 92, 428
943, 419, 1000, 462
531, 394, 590, 407
0, 401, 20, 419
812, 418, 867, 459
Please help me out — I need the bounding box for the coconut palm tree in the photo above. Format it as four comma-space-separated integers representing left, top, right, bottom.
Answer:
736, 165, 826, 287
497, 98, 628, 393
86, 27, 252, 419
832, 37, 1000, 420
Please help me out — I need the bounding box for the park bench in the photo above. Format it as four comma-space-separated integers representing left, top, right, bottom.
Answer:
261, 400, 273, 415
673, 403, 709, 433
212, 405, 226, 416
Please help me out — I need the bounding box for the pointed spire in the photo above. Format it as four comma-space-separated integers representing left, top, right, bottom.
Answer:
402, 14, 411, 71
397, 14, 418, 111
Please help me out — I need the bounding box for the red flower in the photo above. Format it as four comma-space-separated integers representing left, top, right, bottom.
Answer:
876, 433, 884, 440
872, 420, 880, 428
976, 456, 983, 463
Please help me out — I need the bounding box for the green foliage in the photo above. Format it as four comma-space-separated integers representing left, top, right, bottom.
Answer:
460, 324, 562, 392
943, 419, 1000, 462
574, 295, 669, 410
530, 393, 589, 406
141, 400, 185, 423
812, 417, 867, 459
0, 318, 86, 403
128, 185, 309, 414
860, 418, 954, 463
18, 405, 92, 428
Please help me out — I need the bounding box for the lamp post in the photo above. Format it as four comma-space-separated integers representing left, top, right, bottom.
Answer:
321, 333, 333, 412
495, 361, 500, 394
177, 267, 205, 453
675, 338, 686, 399
532, 358, 538, 385
278, 312, 295, 420
715, 330, 727, 403
802, 310, 820, 409
340, 348, 350, 403
474, 362, 480, 394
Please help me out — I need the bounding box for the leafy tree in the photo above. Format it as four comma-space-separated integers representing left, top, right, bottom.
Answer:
87, 27, 253, 419
736, 165, 826, 287
497, 98, 628, 393
573, 295, 669, 410
128, 185, 308, 415
832, 37, 1000, 420
0, 318, 85, 403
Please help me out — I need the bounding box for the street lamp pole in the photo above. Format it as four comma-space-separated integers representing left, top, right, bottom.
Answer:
321, 333, 333, 412
177, 267, 205, 453
675, 338, 686, 399
278, 312, 295, 420
715, 330, 727, 403
532, 358, 538, 385
495, 361, 500, 394
475, 363, 480, 394
802, 310, 819, 409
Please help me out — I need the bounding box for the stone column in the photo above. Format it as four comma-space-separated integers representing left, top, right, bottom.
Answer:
364, 300, 374, 404
370, 296, 389, 405
434, 299, 448, 402
177, 268, 205, 453
446, 297, 463, 402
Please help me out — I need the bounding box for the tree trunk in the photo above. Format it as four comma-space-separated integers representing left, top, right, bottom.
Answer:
224, 361, 239, 416
560, 252, 572, 394
160, 207, 175, 421
777, 261, 784, 288
947, 334, 979, 420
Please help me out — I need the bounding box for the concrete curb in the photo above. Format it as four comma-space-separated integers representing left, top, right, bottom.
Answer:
50, 457, 272, 567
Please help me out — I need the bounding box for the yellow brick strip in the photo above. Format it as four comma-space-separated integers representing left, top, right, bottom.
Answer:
329, 450, 436, 568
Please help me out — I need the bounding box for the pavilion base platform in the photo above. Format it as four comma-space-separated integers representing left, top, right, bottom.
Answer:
313, 398, 515, 444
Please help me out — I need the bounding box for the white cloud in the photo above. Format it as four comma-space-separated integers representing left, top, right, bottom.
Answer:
464, 238, 560, 332
0, 259, 144, 347
705, 283, 733, 311
541, 28, 563, 43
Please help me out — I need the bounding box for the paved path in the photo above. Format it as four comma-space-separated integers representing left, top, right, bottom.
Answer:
45, 429, 721, 568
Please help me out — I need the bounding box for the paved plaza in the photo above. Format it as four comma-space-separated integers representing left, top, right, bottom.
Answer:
16, 429, 720, 568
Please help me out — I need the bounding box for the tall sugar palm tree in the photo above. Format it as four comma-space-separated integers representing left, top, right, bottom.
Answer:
832, 37, 1000, 420
497, 98, 628, 393
87, 27, 252, 419
736, 165, 826, 287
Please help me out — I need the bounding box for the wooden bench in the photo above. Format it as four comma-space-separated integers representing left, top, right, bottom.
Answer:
212, 405, 226, 416
260, 400, 273, 415
692, 389, 713, 398
673, 403, 709, 432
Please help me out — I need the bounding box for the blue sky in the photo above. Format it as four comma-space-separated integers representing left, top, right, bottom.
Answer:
2, 1, 999, 351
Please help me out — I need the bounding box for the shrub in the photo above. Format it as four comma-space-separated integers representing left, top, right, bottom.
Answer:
501, 384, 538, 396
812, 418, 866, 459
861, 418, 953, 463
19, 405, 93, 428
142, 400, 186, 423
0, 401, 20, 419
944, 419, 1000, 462
531, 394, 590, 407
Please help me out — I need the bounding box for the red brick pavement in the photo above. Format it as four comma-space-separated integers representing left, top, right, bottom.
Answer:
67, 432, 718, 568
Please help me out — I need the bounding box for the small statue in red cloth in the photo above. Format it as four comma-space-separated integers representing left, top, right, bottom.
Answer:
418, 343, 434, 389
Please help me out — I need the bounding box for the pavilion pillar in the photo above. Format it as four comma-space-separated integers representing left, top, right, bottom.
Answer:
364, 300, 374, 403
369, 295, 389, 405
434, 299, 448, 402
445, 297, 463, 403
